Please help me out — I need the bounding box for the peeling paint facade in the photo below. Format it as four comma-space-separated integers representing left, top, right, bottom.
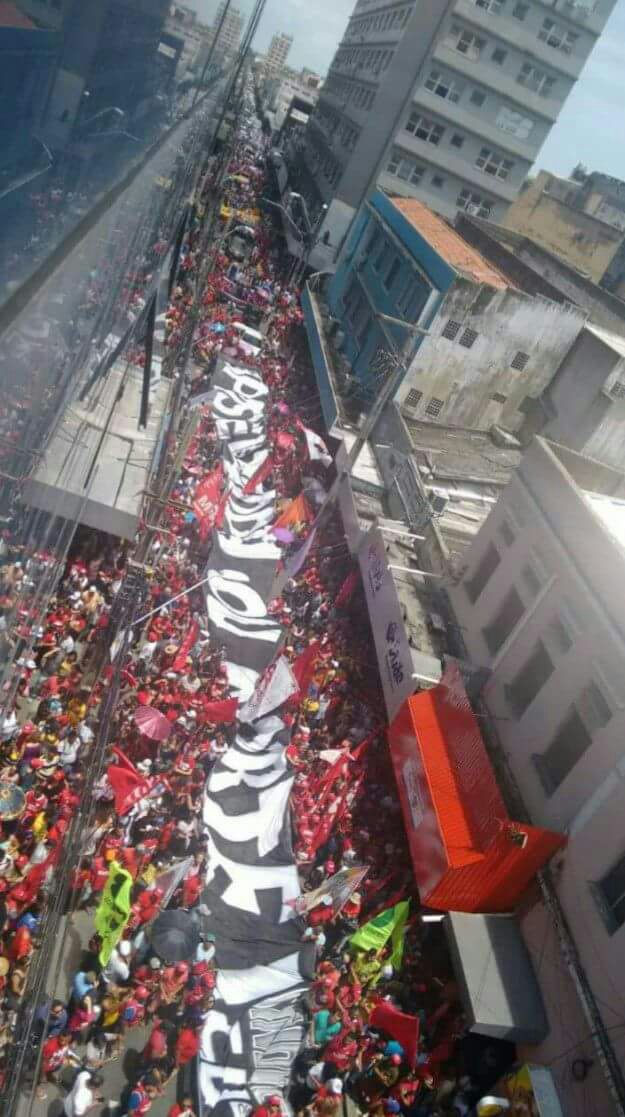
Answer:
399, 274, 587, 432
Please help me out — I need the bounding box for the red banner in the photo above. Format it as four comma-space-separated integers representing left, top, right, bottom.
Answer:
193, 464, 226, 540
107, 746, 157, 816
172, 620, 200, 672
201, 697, 239, 724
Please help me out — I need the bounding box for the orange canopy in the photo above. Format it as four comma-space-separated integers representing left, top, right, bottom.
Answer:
388, 662, 566, 913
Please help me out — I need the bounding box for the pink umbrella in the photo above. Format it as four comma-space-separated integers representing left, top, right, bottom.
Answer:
133, 706, 173, 742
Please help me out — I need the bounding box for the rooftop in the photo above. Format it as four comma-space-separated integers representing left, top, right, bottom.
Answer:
405, 419, 521, 562
456, 214, 625, 336
389, 196, 511, 290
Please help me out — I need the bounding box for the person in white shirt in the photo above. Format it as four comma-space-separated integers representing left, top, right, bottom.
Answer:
63, 1071, 103, 1117
102, 940, 131, 985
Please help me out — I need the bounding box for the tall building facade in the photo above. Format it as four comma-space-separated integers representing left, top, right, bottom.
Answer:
213, 0, 243, 58
302, 0, 619, 255
265, 31, 293, 74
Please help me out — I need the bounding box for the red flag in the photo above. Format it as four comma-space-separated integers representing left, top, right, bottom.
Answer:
201, 697, 239, 724
243, 454, 274, 495
193, 464, 225, 540
335, 568, 359, 608
107, 747, 156, 815
172, 620, 200, 673
309, 769, 366, 855
291, 640, 321, 697
370, 1002, 420, 1068
313, 733, 373, 801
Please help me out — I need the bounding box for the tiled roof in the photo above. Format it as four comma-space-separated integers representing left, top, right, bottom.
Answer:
390, 196, 511, 289
0, 2, 36, 28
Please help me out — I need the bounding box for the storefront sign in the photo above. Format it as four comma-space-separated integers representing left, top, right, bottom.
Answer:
358, 525, 415, 721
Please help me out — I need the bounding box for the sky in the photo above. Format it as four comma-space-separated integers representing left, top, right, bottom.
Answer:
187, 0, 625, 180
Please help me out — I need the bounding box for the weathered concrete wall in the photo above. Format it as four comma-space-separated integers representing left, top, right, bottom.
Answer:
543, 332, 618, 461
458, 215, 625, 338
398, 280, 587, 431
504, 171, 624, 283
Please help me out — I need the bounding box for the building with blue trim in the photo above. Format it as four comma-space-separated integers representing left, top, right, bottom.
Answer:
304, 187, 591, 435
327, 188, 452, 394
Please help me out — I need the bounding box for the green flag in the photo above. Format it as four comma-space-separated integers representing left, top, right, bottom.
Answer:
350, 900, 410, 967
94, 860, 133, 966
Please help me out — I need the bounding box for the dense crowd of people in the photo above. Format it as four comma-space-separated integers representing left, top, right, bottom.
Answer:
0, 89, 516, 1117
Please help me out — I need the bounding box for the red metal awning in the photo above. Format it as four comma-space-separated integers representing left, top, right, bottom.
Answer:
388, 662, 565, 913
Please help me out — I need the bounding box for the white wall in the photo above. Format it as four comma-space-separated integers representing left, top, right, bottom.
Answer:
448, 439, 625, 1053
399, 282, 587, 431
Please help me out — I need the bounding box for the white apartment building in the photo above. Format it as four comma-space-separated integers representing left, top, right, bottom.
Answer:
301, 0, 618, 255
265, 31, 293, 74
448, 437, 625, 1112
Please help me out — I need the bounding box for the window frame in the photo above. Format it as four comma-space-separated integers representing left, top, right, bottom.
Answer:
465, 542, 501, 604
457, 188, 492, 218
406, 112, 445, 146
592, 852, 625, 935
517, 61, 556, 97
450, 25, 486, 59
538, 17, 579, 55
476, 146, 515, 181
424, 68, 462, 103
505, 639, 555, 718
383, 257, 401, 291
425, 396, 445, 418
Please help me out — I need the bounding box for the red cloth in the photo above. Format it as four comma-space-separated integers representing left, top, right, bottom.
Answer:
175, 1027, 200, 1065
172, 620, 200, 672
291, 641, 321, 697
193, 464, 226, 540
369, 1002, 420, 1068
243, 454, 273, 495
202, 697, 238, 724
107, 747, 156, 816
143, 1024, 168, 1061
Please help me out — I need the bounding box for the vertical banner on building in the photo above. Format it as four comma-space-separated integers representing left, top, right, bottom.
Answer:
357, 524, 416, 721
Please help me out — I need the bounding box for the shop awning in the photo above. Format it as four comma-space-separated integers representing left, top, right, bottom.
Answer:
444, 911, 549, 1045
388, 662, 566, 912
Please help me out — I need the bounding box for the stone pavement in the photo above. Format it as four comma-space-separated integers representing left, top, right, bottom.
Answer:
15, 910, 188, 1117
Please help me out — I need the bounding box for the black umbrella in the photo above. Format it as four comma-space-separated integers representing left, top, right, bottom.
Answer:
147, 910, 201, 963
